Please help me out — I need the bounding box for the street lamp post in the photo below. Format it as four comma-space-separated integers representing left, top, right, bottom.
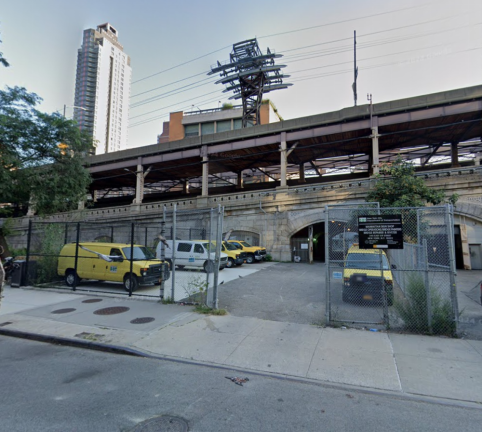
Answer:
63, 104, 88, 118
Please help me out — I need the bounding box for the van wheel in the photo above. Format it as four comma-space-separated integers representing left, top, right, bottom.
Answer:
226, 258, 234, 268
165, 259, 173, 269
246, 254, 255, 264
65, 270, 80, 287
204, 261, 214, 273
123, 274, 139, 292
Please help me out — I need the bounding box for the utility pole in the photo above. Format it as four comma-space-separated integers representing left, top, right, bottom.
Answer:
352, 31, 358, 106
367, 93, 373, 127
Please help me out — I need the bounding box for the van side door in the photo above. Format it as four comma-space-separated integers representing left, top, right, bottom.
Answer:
176, 242, 192, 267
193, 243, 206, 265
104, 247, 124, 282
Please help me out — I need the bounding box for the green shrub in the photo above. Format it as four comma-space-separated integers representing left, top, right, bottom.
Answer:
35, 224, 65, 284
265, 253, 273, 262
394, 273, 455, 336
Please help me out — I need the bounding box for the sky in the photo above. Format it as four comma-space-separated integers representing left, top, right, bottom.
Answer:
1, 0, 481, 149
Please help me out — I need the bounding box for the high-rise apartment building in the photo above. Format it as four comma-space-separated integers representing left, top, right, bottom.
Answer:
74, 23, 131, 155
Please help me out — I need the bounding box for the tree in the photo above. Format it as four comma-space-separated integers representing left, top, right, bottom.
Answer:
366, 156, 458, 207
0, 33, 9, 67
0, 86, 93, 216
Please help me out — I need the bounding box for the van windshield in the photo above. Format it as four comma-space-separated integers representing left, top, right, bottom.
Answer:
122, 246, 156, 261
345, 253, 389, 270
224, 242, 238, 251
201, 242, 216, 252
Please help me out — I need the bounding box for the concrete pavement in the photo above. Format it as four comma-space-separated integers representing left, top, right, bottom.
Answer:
1, 281, 482, 407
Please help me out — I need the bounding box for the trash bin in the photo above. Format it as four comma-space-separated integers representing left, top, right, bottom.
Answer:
10, 260, 37, 287
10, 260, 25, 287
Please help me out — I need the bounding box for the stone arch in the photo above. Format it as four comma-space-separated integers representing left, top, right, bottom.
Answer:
453, 202, 482, 224
286, 209, 326, 239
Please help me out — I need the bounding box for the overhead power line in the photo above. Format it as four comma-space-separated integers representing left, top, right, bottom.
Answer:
131, 3, 435, 85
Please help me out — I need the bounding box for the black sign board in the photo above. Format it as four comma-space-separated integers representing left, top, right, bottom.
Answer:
358, 214, 403, 249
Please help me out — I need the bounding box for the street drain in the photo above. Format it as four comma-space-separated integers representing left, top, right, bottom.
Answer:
130, 317, 155, 324
82, 298, 103, 304
93, 306, 130, 316
0, 322, 12, 327
131, 415, 188, 432
51, 308, 76, 314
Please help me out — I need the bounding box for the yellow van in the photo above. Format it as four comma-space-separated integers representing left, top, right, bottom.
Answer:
227, 240, 267, 264
57, 242, 169, 291
342, 245, 394, 306
197, 240, 247, 268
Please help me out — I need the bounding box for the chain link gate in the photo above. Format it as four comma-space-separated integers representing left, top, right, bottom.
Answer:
325, 204, 458, 336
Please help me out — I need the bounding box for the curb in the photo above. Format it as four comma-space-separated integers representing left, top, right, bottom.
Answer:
0, 327, 151, 358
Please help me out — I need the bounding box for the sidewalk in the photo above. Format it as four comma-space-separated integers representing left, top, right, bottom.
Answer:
1, 284, 481, 406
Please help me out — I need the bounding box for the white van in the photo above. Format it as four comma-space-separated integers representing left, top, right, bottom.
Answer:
156, 240, 228, 272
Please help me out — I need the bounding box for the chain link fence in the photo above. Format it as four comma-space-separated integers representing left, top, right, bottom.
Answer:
325, 203, 458, 336
22, 205, 225, 307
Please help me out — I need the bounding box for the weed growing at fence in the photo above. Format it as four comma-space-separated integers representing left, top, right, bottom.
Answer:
161, 297, 175, 304
265, 253, 273, 262
182, 274, 209, 304
194, 304, 227, 315
35, 224, 64, 284
394, 273, 455, 336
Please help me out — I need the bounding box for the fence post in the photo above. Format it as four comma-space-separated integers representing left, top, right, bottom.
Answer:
73, 222, 80, 292
423, 238, 433, 333
206, 208, 214, 307
212, 205, 223, 310
158, 206, 167, 299
25, 219, 33, 286
128, 222, 134, 297
110, 226, 114, 243
380, 250, 389, 328
325, 205, 331, 325
446, 204, 459, 331
64, 223, 69, 245
171, 203, 177, 301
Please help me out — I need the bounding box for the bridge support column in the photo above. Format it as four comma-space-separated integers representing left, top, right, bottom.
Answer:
201, 145, 209, 197
182, 180, 189, 194
474, 153, 481, 166
279, 132, 287, 188
298, 163, 306, 183
451, 142, 460, 168
134, 162, 144, 204
236, 171, 244, 189
370, 126, 380, 176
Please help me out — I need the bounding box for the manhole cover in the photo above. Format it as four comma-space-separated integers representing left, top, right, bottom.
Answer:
82, 298, 103, 304
130, 317, 155, 324
51, 308, 76, 314
93, 306, 130, 316
131, 415, 188, 432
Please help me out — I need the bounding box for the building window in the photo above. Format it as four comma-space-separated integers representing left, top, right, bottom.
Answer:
184, 124, 199, 137
216, 120, 231, 133
201, 122, 215, 135
234, 119, 242, 130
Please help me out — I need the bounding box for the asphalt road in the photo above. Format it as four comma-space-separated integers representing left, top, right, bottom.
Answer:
0, 336, 481, 432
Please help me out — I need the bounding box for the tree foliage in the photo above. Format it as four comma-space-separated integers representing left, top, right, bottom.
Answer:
0, 33, 8, 67
0, 86, 93, 216
366, 156, 458, 207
